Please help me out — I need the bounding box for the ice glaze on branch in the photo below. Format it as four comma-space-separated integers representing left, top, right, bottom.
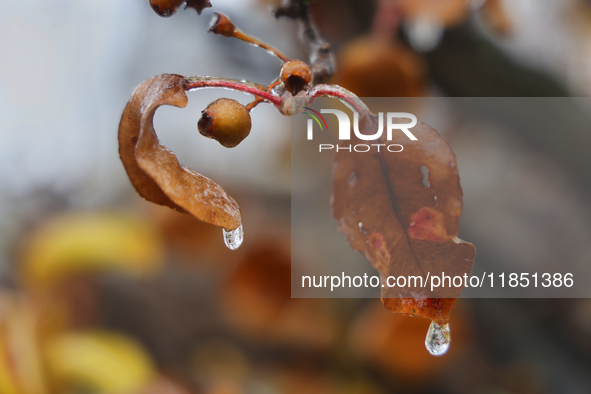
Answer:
183, 76, 372, 119
183, 76, 282, 107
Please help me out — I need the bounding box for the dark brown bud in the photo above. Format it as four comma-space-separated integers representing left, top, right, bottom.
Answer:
149, 0, 183, 17
208, 13, 237, 37
280, 59, 312, 95
150, 0, 212, 16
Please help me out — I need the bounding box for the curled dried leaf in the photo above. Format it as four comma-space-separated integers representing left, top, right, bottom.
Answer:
331, 117, 475, 325
118, 74, 241, 230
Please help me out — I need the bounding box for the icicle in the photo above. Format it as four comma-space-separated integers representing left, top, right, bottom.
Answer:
425, 321, 451, 356
223, 223, 244, 250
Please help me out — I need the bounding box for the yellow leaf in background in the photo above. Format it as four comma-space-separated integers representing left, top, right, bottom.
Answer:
0, 292, 49, 394
20, 212, 165, 287
46, 330, 155, 394
0, 339, 21, 394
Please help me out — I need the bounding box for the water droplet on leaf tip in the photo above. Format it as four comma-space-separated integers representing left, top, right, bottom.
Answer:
425, 321, 450, 356
223, 223, 244, 250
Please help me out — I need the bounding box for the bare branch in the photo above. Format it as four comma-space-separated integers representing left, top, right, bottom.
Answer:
273, 0, 335, 85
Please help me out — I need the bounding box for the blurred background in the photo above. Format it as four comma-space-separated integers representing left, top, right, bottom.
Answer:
2, 0, 591, 393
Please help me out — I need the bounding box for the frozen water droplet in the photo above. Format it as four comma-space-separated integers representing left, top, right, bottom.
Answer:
425, 321, 450, 356
223, 224, 244, 250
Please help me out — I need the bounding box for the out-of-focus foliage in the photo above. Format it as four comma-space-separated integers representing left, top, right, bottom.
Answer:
397, 0, 469, 27
221, 242, 337, 348
20, 212, 164, 287
46, 331, 155, 394
333, 36, 427, 97
0, 294, 48, 394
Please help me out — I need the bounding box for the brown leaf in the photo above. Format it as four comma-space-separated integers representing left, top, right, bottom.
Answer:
118, 74, 241, 230
331, 117, 475, 324
149, 0, 211, 17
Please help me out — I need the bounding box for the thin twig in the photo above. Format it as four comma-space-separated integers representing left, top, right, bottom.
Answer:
183, 76, 373, 121
183, 76, 282, 107
209, 13, 290, 63
273, 0, 335, 84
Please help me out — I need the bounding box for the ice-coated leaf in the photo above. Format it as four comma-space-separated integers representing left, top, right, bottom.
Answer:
331, 115, 475, 324
118, 74, 241, 230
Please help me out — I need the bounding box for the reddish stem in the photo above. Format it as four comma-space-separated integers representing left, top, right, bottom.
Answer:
183, 77, 374, 121
184, 76, 283, 107
246, 80, 283, 111
307, 84, 373, 118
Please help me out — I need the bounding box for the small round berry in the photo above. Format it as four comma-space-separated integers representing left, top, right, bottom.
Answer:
198, 99, 252, 148
280, 60, 312, 95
